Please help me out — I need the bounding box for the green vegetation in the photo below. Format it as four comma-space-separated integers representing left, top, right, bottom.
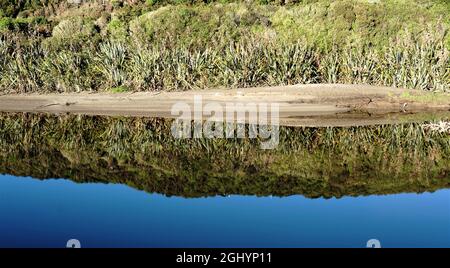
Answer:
0, 112, 448, 198
110, 85, 129, 92
400, 91, 450, 103
0, 0, 448, 93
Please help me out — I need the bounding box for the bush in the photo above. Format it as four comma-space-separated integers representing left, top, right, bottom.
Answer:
0, 17, 13, 32
44, 16, 100, 51
95, 41, 128, 88
106, 18, 128, 40
0, 0, 65, 17
129, 4, 272, 48
52, 17, 94, 39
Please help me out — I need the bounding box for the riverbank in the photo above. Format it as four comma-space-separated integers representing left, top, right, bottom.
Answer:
1, 84, 449, 126
0, 1, 448, 94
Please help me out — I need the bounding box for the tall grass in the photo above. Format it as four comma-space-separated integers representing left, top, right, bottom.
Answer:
0, 31, 448, 93
95, 42, 128, 88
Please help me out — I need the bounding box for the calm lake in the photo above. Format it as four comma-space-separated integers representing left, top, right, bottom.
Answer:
0, 112, 449, 248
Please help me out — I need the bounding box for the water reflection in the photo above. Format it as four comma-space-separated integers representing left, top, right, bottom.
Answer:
0, 112, 449, 198
0, 112, 449, 247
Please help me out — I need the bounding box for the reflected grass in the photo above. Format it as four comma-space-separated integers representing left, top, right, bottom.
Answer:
0, 112, 449, 198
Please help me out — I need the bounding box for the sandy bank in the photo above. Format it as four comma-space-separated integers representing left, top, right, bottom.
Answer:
0, 84, 449, 126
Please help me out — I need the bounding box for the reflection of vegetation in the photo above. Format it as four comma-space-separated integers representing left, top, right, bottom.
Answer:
0, 112, 449, 198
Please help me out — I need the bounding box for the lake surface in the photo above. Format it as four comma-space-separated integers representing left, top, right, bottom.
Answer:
0, 175, 449, 248
0, 113, 449, 247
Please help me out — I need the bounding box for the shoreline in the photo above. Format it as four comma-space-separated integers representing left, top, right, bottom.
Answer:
1, 84, 449, 127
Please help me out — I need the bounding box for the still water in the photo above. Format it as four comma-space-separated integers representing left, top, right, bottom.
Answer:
0, 175, 449, 248
0, 113, 449, 247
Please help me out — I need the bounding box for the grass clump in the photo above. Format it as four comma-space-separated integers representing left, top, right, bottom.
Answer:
110, 85, 129, 93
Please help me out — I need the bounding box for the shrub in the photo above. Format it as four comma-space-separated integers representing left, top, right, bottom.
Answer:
106, 18, 128, 40
52, 17, 94, 39
110, 85, 129, 93
0, 17, 13, 32
95, 41, 128, 88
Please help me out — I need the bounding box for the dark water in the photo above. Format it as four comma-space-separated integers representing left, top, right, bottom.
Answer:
0, 113, 449, 247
